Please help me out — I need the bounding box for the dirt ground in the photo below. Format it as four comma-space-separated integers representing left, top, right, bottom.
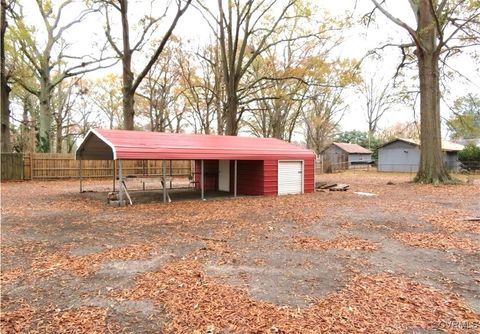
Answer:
1, 172, 479, 333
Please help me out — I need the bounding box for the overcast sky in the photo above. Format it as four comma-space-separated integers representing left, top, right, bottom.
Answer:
19, 0, 480, 138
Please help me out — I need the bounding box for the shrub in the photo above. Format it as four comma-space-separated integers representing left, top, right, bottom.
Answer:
458, 144, 480, 170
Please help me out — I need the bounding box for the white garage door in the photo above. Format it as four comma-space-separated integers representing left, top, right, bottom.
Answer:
278, 161, 303, 195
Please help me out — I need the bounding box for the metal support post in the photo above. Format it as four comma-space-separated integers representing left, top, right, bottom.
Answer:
169, 160, 173, 189
163, 160, 167, 203
112, 160, 116, 191
118, 160, 124, 205
79, 159, 83, 193
234, 160, 237, 197
201, 159, 205, 200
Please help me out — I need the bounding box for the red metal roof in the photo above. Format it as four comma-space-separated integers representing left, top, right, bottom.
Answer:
332, 142, 373, 154
76, 129, 316, 160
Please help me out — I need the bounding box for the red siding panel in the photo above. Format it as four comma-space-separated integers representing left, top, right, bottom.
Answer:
187, 158, 314, 196
194, 160, 219, 191
263, 160, 278, 196
236, 160, 264, 195
304, 158, 315, 193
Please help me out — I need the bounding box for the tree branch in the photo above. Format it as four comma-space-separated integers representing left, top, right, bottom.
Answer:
132, 0, 192, 93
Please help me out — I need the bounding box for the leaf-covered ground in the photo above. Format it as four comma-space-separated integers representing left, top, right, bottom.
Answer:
1, 173, 479, 333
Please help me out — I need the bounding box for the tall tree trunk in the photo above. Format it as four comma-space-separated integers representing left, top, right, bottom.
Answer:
123, 87, 134, 129
271, 107, 284, 140
38, 85, 52, 152
214, 46, 224, 135
414, 50, 449, 183
414, 0, 450, 183
55, 121, 62, 153
20, 94, 35, 152
216, 102, 224, 135
1, 0, 11, 153
120, 0, 135, 130
0, 78, 10, 152
20, 97, 29, 151
149, 102, 154, 131
122, 66, 135, 129
225, 93, 238, 135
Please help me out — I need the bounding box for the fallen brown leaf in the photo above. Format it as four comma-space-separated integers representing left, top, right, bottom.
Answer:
290, 236, 378, 251
393, 232, 480, 252
112, 259, 478, 333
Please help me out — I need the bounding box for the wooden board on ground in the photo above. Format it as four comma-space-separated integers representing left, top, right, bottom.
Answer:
318, 182, 337, 189
330, 184, 349, 191
462, 217, 480, 222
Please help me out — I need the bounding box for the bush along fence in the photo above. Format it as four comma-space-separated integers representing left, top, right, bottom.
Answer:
1, 153, 193, 181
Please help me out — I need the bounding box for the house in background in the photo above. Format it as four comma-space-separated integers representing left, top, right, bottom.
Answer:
321, 142, 373, 171
377, 138, 464, 172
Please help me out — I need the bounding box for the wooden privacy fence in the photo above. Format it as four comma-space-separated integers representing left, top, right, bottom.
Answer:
2, 153, 193, 180
1, 153, 24, 180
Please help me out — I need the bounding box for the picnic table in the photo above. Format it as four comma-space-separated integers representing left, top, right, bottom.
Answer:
123, 175, 173, 191
120, 175, 173, 204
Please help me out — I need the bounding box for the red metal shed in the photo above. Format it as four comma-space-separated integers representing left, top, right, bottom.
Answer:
76, 129, 315, 202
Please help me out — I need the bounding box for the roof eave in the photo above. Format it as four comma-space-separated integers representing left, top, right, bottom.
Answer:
75, 129, 117, 160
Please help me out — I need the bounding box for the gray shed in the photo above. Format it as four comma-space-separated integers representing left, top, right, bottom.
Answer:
321, 142, 373, 170
377, 138, 464, 172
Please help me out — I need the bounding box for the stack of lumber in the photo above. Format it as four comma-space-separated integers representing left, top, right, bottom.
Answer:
329, 184, 350, 191
315, 182, 349, 191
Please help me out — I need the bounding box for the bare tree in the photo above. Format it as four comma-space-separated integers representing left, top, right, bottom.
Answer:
9, 89, 37, 153
243, 11, 357, 142
378, 121, 421, 142
9, 0, 115, 152
199, 0, 299, 135
135, 41, 180, 132
88, 74, 123, 129
243, 39, 308, 141
178, 44, 221, 134
357, 74, 396, 141
52, 77, 86, 153
68, 84, 103, 152
102, 0, 192, 130
370, 0, 480, 183
447, 94, 480, 140
303, 88, 346, 155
